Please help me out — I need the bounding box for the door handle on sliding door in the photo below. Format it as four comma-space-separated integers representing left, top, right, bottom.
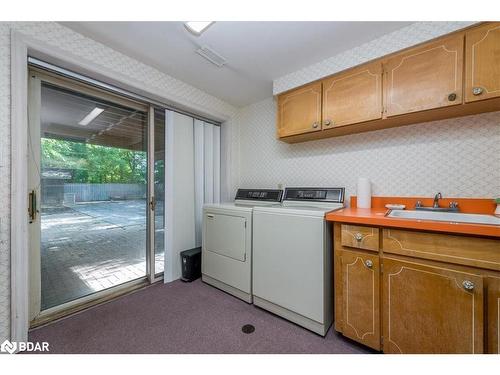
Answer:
149, 196, 156, 211
28, 189, 37, 223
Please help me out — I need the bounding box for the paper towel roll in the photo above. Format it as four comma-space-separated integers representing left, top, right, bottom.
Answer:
357, 178, 371, 208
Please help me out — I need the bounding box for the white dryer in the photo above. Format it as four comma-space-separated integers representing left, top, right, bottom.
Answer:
252, 187, 345, 336
202, 189, 283, 303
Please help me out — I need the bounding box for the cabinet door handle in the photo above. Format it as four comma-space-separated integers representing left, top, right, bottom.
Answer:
206, 214, 215, 219
312, 122, 319, 129
472, 87, 484, 96
355, 233, 363, 241
462, 280, 475, 291
365, 259, 373, 269
447, 93, 457, 101
324, 119, 332, 127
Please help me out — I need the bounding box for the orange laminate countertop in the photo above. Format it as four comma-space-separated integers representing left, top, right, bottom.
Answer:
326, 207, 500, 238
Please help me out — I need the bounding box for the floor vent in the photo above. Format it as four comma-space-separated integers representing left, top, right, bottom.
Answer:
196, 46, 227, 67
241, 324, 255, 334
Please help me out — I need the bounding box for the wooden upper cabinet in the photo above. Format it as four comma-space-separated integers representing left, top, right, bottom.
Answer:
382, 257, 484, 354
341, 249, 380, 350
322, 62, 382, 128
384, 35, 464, 117
276, 23, 500, 143
465, 22, 500, 103
277, 82, 322, 138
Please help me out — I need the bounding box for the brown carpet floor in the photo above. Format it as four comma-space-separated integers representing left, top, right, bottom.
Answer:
29, 279, 373, 354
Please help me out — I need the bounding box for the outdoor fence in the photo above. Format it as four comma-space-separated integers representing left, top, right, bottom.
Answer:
63, 183, 147, 203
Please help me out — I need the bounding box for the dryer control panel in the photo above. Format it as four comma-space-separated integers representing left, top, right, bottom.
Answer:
235, 189, 283, 202
283, 187, 345, 203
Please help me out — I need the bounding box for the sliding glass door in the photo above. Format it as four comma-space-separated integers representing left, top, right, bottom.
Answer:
28, 69, 163, 322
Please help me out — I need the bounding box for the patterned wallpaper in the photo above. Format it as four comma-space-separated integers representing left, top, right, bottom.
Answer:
0, 20, 498, 345
0, 22, 238, 342
273, 21, 476, 95
237, 97, 500, 200
241, 21, 499, 203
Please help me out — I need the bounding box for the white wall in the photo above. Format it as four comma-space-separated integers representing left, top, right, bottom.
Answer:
236, 98, 500, 199
0, 22, 239, 342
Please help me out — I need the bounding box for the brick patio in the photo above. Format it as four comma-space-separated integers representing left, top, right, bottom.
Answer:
41, 200, 164, 310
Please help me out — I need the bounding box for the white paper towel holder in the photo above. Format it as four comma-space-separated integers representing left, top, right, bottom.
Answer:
357, 177, 372, 209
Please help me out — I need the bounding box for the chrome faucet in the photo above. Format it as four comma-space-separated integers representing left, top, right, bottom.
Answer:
433, 192, 442, 208
415, 192, 459, 212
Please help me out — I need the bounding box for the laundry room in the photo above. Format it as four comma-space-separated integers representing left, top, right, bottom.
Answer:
1, 1, 500, 374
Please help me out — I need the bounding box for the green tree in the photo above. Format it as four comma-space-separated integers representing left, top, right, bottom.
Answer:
41, 138, 146, 183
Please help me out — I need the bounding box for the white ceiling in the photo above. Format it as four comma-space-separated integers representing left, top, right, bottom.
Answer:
41, 84, 150, 150
61, 21, 413, 107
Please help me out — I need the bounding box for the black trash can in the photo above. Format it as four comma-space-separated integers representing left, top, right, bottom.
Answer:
180, 247, 201, 282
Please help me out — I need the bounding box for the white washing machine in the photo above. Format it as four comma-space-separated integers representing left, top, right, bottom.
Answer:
202, 189, 283, 303
252, 187, 345, 336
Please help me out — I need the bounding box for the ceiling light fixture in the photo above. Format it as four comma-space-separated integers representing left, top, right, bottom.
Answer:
78, 107, 104, 126
184, 21, 214, 36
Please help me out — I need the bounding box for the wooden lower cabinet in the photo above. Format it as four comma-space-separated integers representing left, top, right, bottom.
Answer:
341, 224, 379, 252
333, 222, 500, 353
382, 256, 484, 354
341, 249, 380, 350
487, 276, 500, 354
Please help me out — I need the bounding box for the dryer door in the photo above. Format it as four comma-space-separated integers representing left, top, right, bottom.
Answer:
204, 212, 247, 261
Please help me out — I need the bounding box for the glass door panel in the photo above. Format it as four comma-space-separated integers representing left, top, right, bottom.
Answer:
154, 108, 165, 276
37, 81, 148, 310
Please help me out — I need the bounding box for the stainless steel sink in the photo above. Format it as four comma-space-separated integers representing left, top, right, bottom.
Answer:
387, 210, 500, 225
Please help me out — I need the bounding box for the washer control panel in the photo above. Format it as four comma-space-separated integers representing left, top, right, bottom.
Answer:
283, 187, 344, 203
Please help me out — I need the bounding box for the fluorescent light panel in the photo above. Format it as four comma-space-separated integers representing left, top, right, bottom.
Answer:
184, 21, 214, 36
78, 107, 104, 126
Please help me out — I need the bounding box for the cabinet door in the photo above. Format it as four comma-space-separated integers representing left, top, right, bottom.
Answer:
382, 257, 484, 353
277, 82, 322, 138
487, 276, 500, 354
384, 34, 464, 117
465, 22, 500, 103
341, 250, 380, 350
322, 62, 382, 128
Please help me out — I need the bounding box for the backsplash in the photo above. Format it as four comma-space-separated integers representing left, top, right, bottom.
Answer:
236, 97, 500, 199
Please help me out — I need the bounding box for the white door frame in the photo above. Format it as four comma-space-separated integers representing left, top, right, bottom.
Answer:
10, 30, 232, 343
